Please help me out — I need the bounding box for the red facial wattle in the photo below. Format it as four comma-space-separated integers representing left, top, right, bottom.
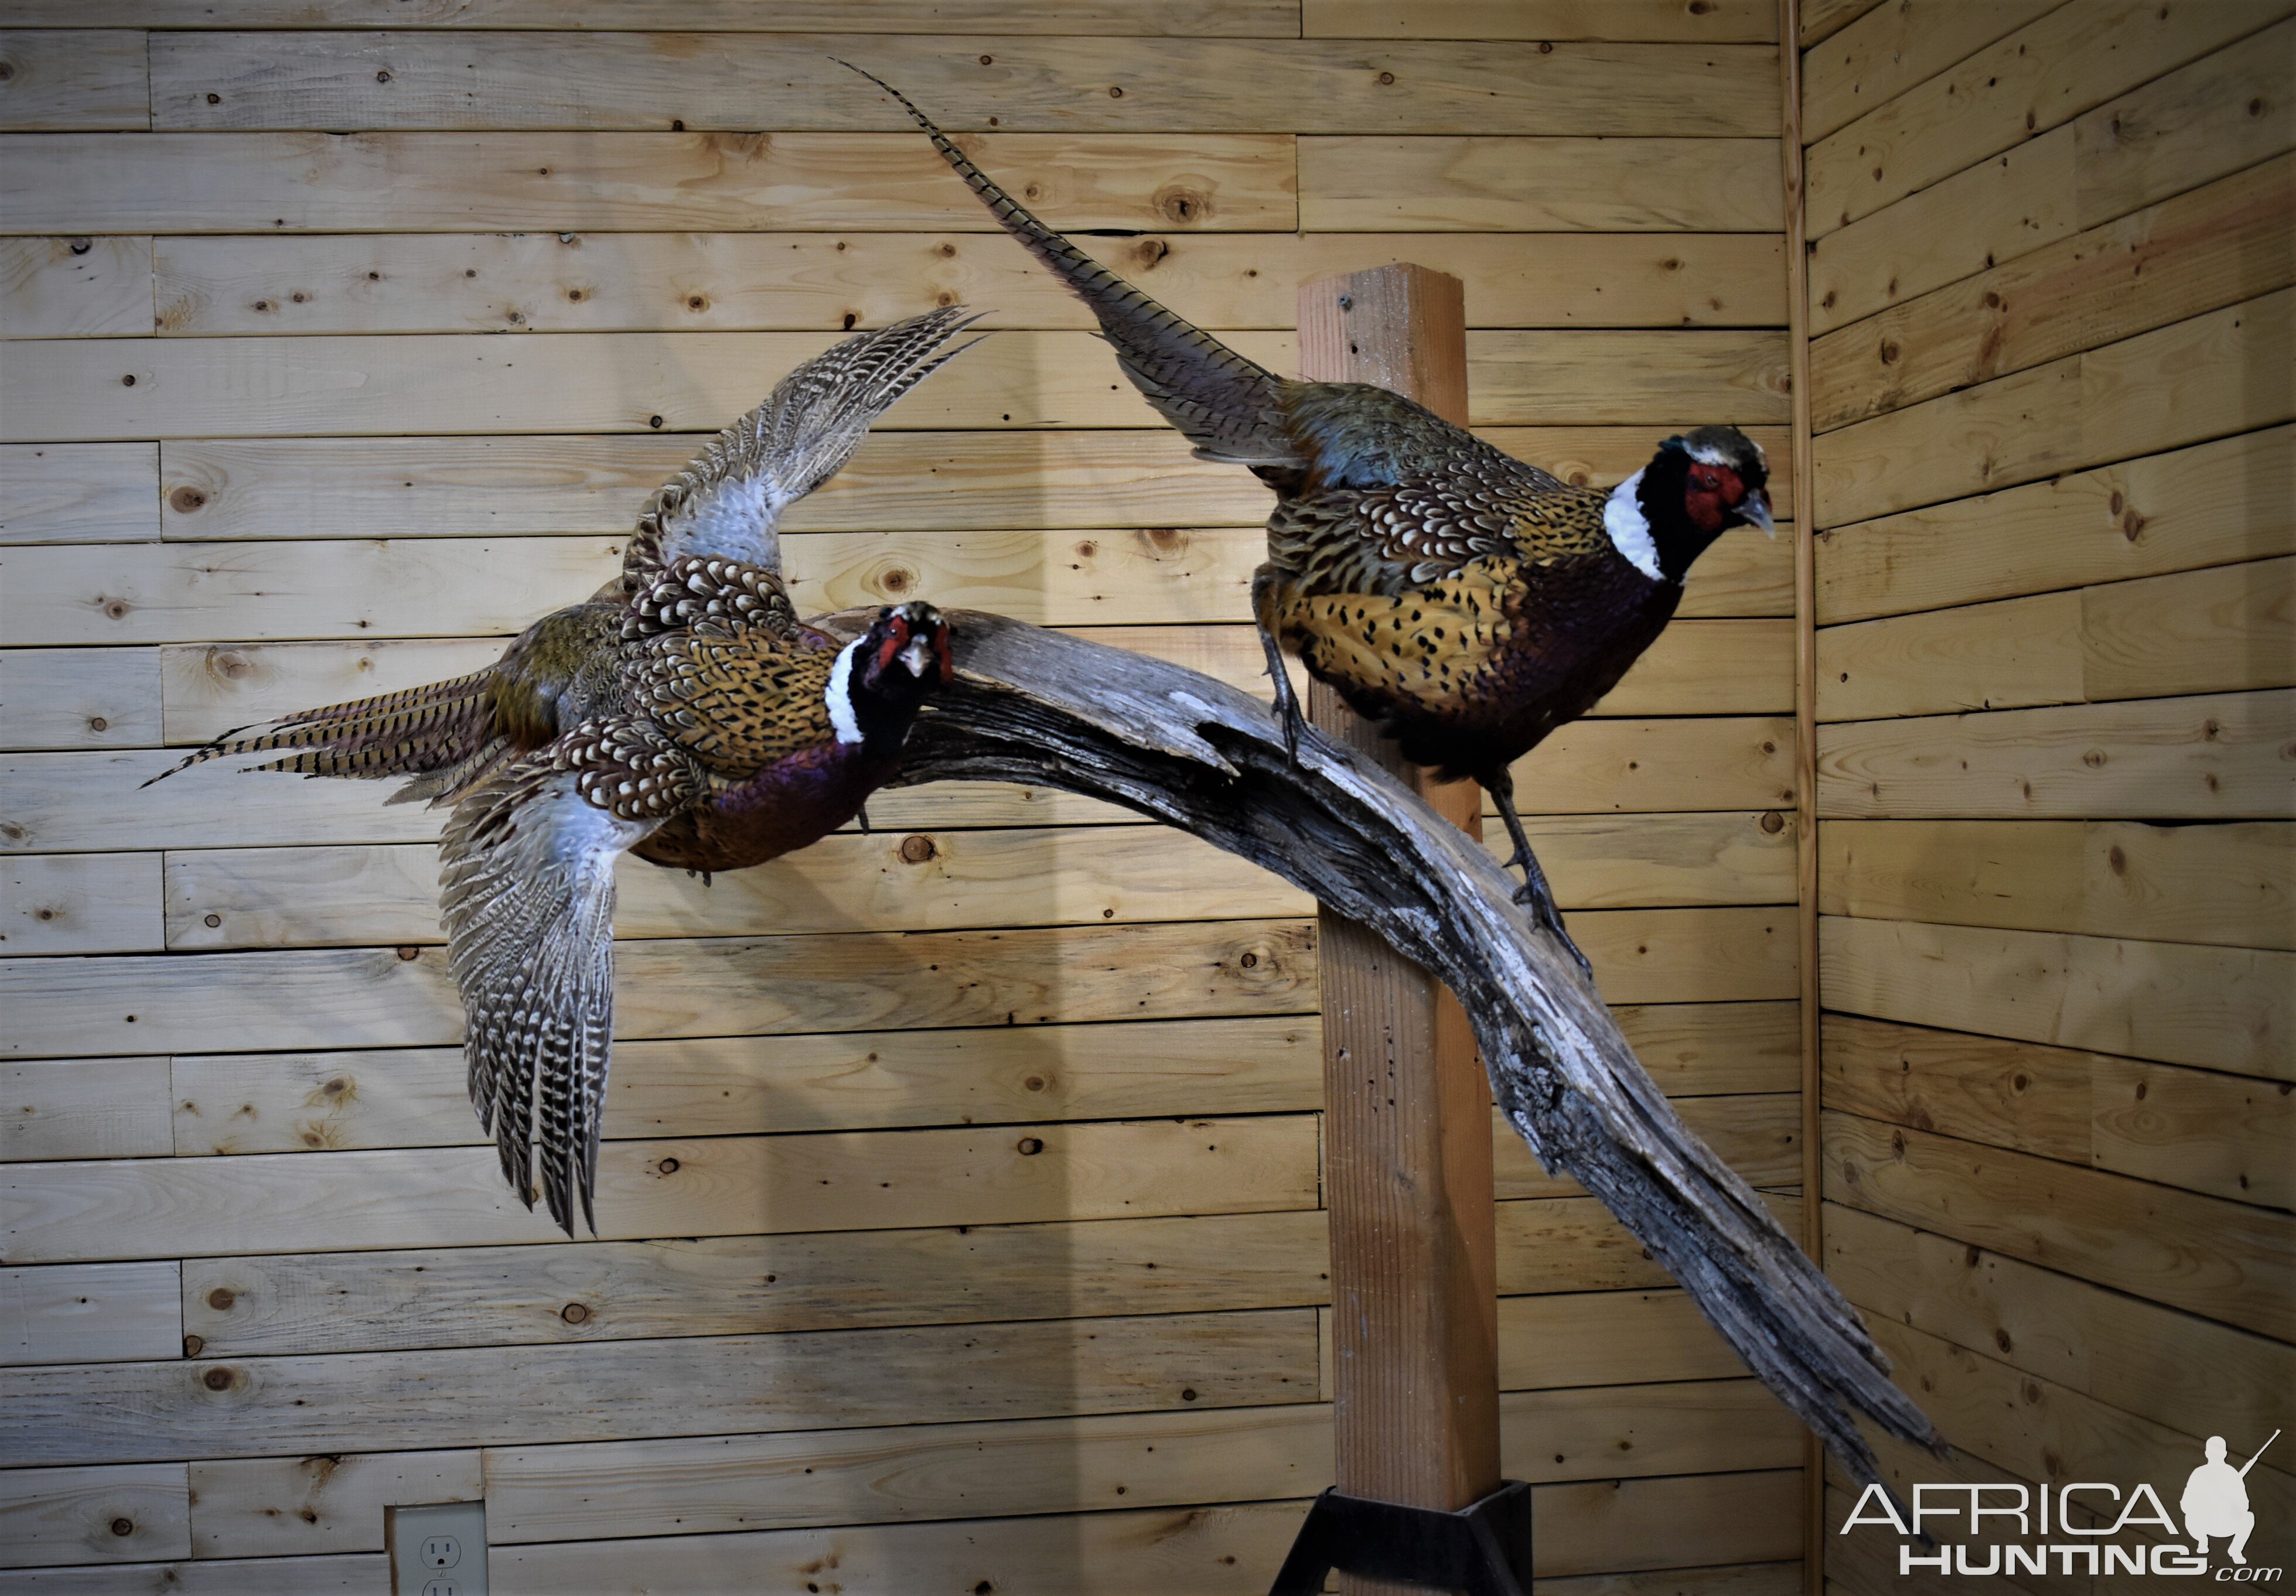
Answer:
931, 623, 955, 684
874, 616, 911, 676
1685, 463, 1745, 534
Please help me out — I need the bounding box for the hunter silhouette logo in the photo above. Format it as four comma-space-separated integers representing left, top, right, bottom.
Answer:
2185, 1431, 2274, 1567
1838, 1428, 2284, 1579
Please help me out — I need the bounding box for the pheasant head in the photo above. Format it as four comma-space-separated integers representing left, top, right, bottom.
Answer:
1608, 425, 1775, 586
830, 601, 955, 759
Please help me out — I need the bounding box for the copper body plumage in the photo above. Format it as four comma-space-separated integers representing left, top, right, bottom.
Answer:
843, 64, 1775, 973
149, 309, 978, 1232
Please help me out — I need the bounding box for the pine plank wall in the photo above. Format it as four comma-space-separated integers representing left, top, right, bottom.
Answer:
0, 1, 2280, 1592
0, 4, 1811, 1591
1797, 0, 2296, 1588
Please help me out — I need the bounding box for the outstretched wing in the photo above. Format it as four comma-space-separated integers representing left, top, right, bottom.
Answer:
439, 723, 698, 1234
620, 306, 987, 589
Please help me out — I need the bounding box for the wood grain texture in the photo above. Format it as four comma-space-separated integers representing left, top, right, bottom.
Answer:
1, 1308, 1320, 1467
1824, 1112, 2291, 1341
1809, 155, 2296, 433
1307, 1, 1777, 40
0, 1057, 173, 1162
1300, 136, 1786, 231
1799, 0, 2058, 143
187, 1450, 481, 1560
1823, 1203, 2296, 1447
4, 852, 163, 954
1495, 1093, 1803, 1201
0, 1, 1309, 29
0, 234, 152, 337
1804, 0, 2288, 237
150, 33, 1779, 137
0, 1464, 187, 1570
1815, 425, 2295, 624
169, 1014, 1319, 1155
1797, 0, 1885, 47
1819, 819, 2295, 952
0, 131, 1299, 235
1821, 1014, 2293, 1207
151, 228, 1789, 336
1817, 555, 2296, 719
0, 916, 1316, 1060
1807, 25, 2296, 335
1816, 689, 2296, 821
1820, 913, 2292, 1079
1811, 289, 2294, 528
0, 442, 156, 544
0, 1261, 180, 1366
0, 646, 161, 753
0, 30, 147, 131
0, 1553, 385, 1595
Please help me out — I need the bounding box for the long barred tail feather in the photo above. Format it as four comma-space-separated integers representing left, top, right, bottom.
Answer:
620, 303, 991, 588
141, 669, 503, 792
835, 60, 1302, 470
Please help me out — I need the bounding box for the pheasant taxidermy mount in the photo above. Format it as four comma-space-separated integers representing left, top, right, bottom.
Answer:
149, 309, 978, 1233
841, 63, 1775, 978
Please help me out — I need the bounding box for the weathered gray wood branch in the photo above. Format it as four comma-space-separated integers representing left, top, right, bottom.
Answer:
828, 607, 1943, 1492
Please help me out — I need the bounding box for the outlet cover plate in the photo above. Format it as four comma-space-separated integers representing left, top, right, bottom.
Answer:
387, 1499, 488, 1596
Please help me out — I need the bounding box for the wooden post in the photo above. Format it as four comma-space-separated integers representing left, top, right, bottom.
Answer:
1297, 264, 1502, 1594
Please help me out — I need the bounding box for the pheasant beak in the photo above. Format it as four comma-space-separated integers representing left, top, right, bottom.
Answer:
1739, 488, 1776, 538
898, 632, 937, 679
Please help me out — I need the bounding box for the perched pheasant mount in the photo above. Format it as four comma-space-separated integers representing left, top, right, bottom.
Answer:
825, 606, 1943, 1519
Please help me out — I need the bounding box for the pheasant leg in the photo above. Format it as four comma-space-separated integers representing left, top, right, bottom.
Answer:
1487, 768, 1594, 982
1256, 623, 1306, 764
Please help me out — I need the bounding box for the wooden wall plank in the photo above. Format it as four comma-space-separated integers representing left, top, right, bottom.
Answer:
0, 1261, 180, 1365
4, 748, 458, 854
2083, 554, 2296, 700
0, 234, 152, 337
1824, 1111, 2291, 1340
0, 917, 1316, 1060
149, 34, 1778, 138
1799, 0, 2058, 143
0, 1553, 383, 1595
3, 1112, 1322, 1263
186, 1450, 482, 1559
1470, 330, 1789, 423
163, 829, 1305, 949
162, 430, 1265, 538
0, 1, 1302, 32
172, 1016, 1319, 1160
1306, 1, 1778, 41
187, 1209, 1333, 1358
1820, 913, 2292, 1078
1864, 1313, 2296, 1542
1815, 425, 2294, 624
1497, 1287, 1749, 1391
0, 1464, 187, 1570
1816, 589, 2083, 722
0, 131, 1299, 235
157, 428, 1789, 544
1812, 289, 2293, 528
1495, 1093, 1802, 1200
1805, 0, 2287, 237
1806, 26, 2295, 335
1497, 1192, 1805, 1297
0, 327, 1301, 442
1816, 689, 2295, 821
0, 647, 162, 753
1798, 0, 1886, 47
0, 30, 147, 131
151, 228, 1789, 336
1809, 155, 2295, 432
1823, 1203, 2296, 1447
1821, 1014, 2292, 1207
1820, 556, 2296, 719
0, 443, 157, 545
1819, 819, 2295, 952
1, 1058, 173, 1162
1299, 136, 1786, 231
1, 1308, 1319, 1466
0, 326, 1791, 442
4, 852, 163, 955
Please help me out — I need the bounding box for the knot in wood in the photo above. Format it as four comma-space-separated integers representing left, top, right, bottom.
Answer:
203, 1366, 236, 1391
561, 1302, 591, 1324
1016, 1136, 1044, 1156
169, 486, 208, 514
207, 1287, 235, 1310
111, 1519, 134, 1537
898, 833, 937, 864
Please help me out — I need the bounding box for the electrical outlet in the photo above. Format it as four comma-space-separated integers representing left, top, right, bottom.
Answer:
387, 1500, 488, 1596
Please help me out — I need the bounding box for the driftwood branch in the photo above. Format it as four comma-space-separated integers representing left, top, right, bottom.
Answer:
825, 607, 1942, 1491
